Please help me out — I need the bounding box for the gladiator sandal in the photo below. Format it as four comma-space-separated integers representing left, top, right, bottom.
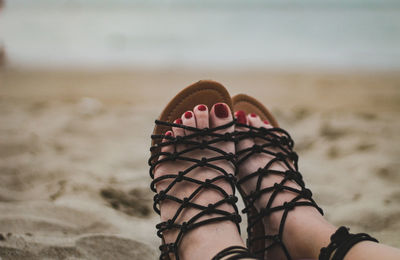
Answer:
149, 81, 256, 260
232, 94, 323, 259
319, 226, 378, 260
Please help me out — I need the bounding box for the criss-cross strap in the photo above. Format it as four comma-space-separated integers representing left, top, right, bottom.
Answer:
233, 122, 323, 259
149, 119, 242, 260
212, 246, 258, 260
319, 226, 378, 260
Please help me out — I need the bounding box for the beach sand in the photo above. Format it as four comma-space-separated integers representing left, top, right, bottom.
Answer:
0, 68, 399, 259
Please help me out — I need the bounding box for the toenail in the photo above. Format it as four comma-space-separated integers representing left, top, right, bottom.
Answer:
198, 105, 207, 111
175, 118, 183, 124
184, 111, 192, 119
214, 103, 229, 118
165, 131, 172, 136
235, 110, 246, 124
264, 120, 269, 124
250, 113, 257, 118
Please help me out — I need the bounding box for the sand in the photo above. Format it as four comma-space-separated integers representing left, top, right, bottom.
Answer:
0, 68, 399, 259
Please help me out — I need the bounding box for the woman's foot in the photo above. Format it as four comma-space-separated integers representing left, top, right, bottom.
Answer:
154, 103, 245, 260
234, 111, 336, 260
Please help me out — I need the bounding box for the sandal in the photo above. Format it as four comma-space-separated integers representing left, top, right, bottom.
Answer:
232, 94, 323, 259
319, 226, 378, 260
148, 81, 254, 260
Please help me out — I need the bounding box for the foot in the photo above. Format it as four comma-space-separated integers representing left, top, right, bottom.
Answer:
154, 103, 245, 260
234, 111, 336, 260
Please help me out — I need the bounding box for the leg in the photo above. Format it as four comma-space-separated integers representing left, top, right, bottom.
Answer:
153, 103, 246, 260
235, 111, 400, 260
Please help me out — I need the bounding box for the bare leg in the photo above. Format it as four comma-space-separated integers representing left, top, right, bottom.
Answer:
154, 103, 246, 260
235, 111, 400, 260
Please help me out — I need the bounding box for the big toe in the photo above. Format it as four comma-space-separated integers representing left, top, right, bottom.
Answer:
210, 103, 233, 131
235, 110, 254, 153
209, 103, 235, 154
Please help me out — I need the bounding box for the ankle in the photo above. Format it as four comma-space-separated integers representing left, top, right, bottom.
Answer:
179, 221, 245, 260
280, 207, 336, 259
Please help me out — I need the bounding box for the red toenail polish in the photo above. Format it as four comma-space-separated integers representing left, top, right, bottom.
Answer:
175, 118, 183, 124
184, 111, 192, 119
235, 110, 246, 124
214, 103, 229, 118
198, 105, 207, 111
165, 131, 172, 136
250, 113, 257, 118
264, 120, 269, 124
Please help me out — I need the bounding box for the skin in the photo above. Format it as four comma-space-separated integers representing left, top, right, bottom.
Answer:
154, 103, 246, 260
235, 112, 400, 260
153, 103, 400, 260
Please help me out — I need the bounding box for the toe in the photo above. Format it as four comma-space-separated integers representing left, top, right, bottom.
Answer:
154, 130, 174, 184
182, 110, 196, 136
172, 118, 185, 152
172, 118, 184, 137
158, 130, 174, 160
263, 119, 273, 129
235, 110, 254, 156
234, 110, 247, 126
248, 113, 264, 128
209, 103, 235, 157
210, 103, 233, 131
194, 104, 209, 130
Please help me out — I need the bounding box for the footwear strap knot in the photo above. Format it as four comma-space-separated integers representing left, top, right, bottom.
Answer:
181, 222, 188, 232
182, 197, 190, 208
273, 183, 284, 191
283, 201, 296, 210
271, 138, 280, 146
223, 132, 233, 141
257, 167, 266, 175
331, 226, 350, 244
280, 136, 289, 145
231, 214, 242, 223
227, 195, 238, 203
302, 188, 313, 199
227, 173, 235, 182
289, 151, 298, 161
158, 191, 166, 200
253, 144, 262, 153
199, 157, 207, 166
285, 170, 296, 179
176, 171, 184, 182
276, 152, 286, 160
170, 153, 178, 161
168, 243, 176, 252
226, 152, 236, 161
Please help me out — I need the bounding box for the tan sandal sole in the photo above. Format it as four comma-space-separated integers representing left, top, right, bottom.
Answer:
152, 80, 232, 149
232, 94, 279, 127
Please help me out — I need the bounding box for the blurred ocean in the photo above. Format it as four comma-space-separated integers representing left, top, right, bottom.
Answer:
1, 0, 400, 70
